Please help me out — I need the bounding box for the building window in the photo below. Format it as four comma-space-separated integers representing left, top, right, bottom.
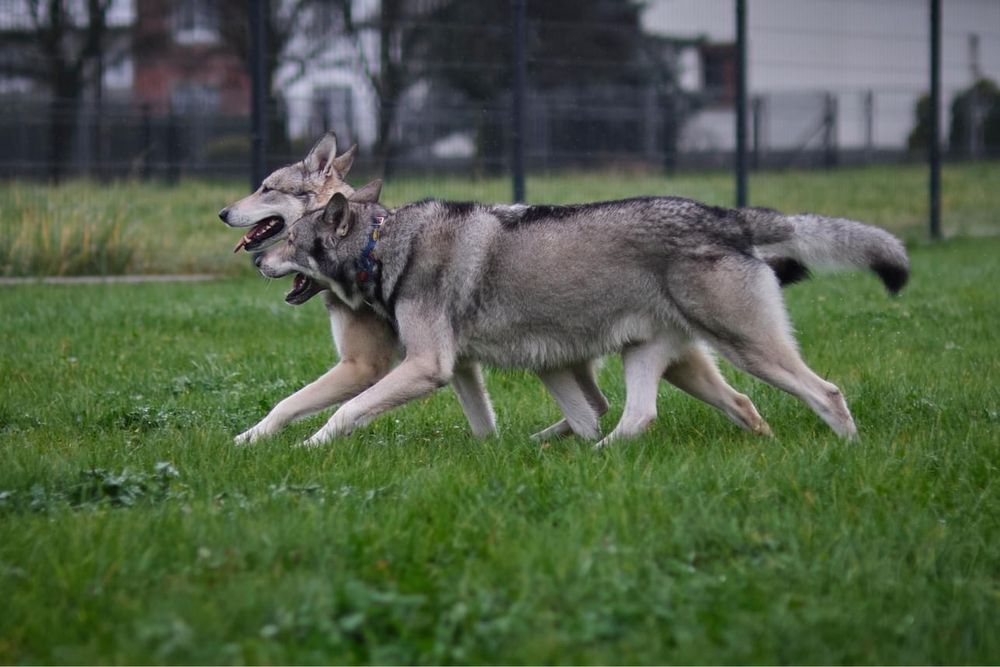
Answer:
173, 0, 219, 45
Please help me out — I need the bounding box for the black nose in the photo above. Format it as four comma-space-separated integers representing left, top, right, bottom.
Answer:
252, 253, 264, 268
218, 207, 229, 222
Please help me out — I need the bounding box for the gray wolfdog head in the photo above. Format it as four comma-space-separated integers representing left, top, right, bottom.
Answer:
256, 179, 386, 305
219, 132, 357, 254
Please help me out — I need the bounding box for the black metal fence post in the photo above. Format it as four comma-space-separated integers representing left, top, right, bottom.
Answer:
735, 0, 748, 207
822, 92, 838, 168
863, 90, 874, 163
166, 109, 179, 185
140, 104, 152, 181
511, 0, 527, 203
751, 95, 762, 169
929, 0, 942, 240
249, 0, 269, 190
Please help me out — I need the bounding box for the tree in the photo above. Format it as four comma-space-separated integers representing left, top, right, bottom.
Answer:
16, 0, 116, 180
320, 0, 438, 174
908, 78, 1000, 157
426, 0, 649, 104
320, 0, 661, 173
216, 0, 321, 162
949, 78, 1000, 158
426, 0, 670, 171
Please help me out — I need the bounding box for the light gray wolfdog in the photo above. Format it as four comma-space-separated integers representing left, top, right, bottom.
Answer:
220, 133, 613, 444
222, 134, 781, 445
254, 185, 909, 448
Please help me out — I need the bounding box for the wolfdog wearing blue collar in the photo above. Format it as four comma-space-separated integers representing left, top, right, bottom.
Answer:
254, 182, 908, 448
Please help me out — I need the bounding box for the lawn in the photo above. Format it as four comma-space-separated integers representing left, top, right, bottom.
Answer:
0, 167, 999, 664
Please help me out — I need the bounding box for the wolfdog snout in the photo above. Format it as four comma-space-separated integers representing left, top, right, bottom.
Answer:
218, 207, 230, 223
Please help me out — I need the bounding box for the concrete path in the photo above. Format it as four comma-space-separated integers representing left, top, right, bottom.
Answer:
0, 274, 222, 286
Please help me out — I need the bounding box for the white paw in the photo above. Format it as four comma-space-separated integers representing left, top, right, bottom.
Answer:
593, 436, 615, 450
530, 420, 572, 442
234, 429, 257, 446
298, 435, 326, 449
234, 422, 271, 446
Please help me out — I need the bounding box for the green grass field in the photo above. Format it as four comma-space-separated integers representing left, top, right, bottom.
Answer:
1, 167, 999, 663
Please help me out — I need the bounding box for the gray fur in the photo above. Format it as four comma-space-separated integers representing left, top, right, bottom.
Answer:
257, 194, 909, 446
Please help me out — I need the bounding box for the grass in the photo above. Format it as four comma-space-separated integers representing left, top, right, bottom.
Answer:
1, 217, 999, 663
1, 161, 999, 276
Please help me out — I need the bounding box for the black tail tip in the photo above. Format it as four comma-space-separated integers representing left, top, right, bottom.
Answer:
873, 262, 909, 295
767, 257, 812, 287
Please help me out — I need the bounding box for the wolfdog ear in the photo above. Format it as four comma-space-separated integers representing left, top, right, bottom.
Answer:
350, 178, 382, 204
304, 131, 338, 174
329, 144, 357, 178
323, 192, 353, 237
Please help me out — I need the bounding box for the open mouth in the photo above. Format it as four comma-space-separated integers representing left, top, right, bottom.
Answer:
233, 216, 285, 253
285, 273, 323, 305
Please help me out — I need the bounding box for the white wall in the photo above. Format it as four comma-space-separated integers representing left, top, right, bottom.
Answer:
644, 0, 1000, 150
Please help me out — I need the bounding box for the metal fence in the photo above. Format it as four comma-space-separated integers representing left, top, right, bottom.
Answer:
2, 0, 999, 233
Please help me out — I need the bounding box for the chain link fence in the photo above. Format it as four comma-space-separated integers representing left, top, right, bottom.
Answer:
1, 0, 999, 213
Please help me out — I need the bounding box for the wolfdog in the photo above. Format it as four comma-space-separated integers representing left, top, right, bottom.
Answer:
221, 133, 619, 444
223, 134, 777, 445
254, 187, 908, 447
219, 133, 403, 444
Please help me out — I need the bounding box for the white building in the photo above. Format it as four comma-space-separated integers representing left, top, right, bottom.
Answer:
643, 0, 1000, 152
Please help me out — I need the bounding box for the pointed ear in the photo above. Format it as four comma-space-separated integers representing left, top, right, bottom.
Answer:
322, 192, 352, 237
350, 178, 383, 204
328, 144, 357, 178
304, 131, 338, 174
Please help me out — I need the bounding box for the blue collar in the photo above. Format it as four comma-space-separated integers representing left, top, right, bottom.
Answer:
354, 215, 386, 294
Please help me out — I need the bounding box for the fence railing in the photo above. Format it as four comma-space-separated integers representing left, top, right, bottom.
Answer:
1, 0, 998, 238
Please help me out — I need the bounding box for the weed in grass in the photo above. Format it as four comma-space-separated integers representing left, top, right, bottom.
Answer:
0, 461, 182, 514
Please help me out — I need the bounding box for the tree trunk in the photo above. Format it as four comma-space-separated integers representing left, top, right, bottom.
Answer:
374, 99, 397, 177
47, 69, 81, 182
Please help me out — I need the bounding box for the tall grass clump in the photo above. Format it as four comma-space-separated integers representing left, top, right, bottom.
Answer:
0, 182, 137, 276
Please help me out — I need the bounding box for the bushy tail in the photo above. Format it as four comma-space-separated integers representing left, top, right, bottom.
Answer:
742, 208, 910, 294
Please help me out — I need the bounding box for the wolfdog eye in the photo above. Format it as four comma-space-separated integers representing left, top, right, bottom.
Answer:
261, 185, 272, 194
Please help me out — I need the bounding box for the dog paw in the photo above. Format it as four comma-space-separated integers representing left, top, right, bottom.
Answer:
592, 435, 617, 450
234, 425, 268, 446
530, 420, 573, 442
234, 430, 255, 446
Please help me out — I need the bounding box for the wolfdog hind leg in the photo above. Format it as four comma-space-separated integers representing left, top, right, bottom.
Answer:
662, 345, 772, 436
534, 364, 603, 440
680, 259, 857, 439
451, 362, 498, 438
596, 336, 678, 448
531, 360, 608, 441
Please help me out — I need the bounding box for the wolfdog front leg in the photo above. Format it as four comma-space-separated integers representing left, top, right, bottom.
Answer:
302, 352, 454, 446
235, 300, 398, 445
235, 359, 392, 445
